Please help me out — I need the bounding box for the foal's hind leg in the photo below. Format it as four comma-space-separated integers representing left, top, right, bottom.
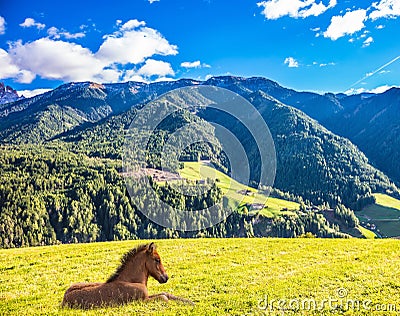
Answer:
65, 282, 103, 293
62, 282, 103, 307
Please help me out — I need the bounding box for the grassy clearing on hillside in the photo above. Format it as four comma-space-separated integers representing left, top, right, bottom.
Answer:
1, 239, 399, 315
179, 161, 299, 215
357, 194, 400, 237
374, 193, 400, 210
357, 226, 376, 239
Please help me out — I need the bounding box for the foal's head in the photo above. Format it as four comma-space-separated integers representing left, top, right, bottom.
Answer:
144, 242, 169, 283
106, 242, 169, 284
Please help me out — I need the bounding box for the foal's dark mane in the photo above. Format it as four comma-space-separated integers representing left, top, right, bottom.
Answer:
106, 243, 151, 283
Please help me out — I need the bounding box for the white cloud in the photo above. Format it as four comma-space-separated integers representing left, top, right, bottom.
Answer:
180, 60, 211, 69
0, 16, 5, 35
257, 0, 336, 20
19, 18, 46, 30
371, 85, 399, 93
362, 36, 374, 47
0, 19, 178, 84
376, 24, 385, 29
122, 70, 148, 83
96, 19, 178, 65
137, 59, 174, 77
345, 85, 400, 95
47, 26, 85, 40
323, 9, 367, 40
149, 0, 160, 3
284, 57, 299, 68
0, 49, 21, 79
299, 0, 337, 18
0, 49, 35, 83
369, 0, 400, 20
319, 62, 336, 67
181, 60, 201, 68
265, 0, 399, 41
17, 88, 52, 98
96, 68, 122, 83
154, 77, 177, 83
62, 32, 85, 39
310, 27, 322, 37
16, 70, 36, 83
8, 38, 105, 82
47, 27, 59, 38
120, 19, 146, 31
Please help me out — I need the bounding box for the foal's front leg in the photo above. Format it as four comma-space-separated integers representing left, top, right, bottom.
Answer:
147, 292, 194, 305
146, 293, 169, 302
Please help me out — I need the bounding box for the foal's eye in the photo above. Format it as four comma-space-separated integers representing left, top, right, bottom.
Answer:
155, 258, 161, 264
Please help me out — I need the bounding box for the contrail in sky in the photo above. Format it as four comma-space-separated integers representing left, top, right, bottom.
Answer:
348, 55, 400, 89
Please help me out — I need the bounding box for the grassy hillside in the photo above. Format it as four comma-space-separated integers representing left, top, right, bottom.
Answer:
357, 226, 377, 239
1, 239, 399, 315
179, 161, 299, 216
357, 193, 400, 238
374, 193, 400, 210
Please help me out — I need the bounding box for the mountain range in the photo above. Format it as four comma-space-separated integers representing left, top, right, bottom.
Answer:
0, 76, 399, 245
0, 76, 398, 187
322, 88, 400, 184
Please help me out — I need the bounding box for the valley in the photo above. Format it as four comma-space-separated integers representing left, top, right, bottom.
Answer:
357, 193, 400, 238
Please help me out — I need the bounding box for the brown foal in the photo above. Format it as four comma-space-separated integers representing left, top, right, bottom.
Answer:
62, 242, 193, 308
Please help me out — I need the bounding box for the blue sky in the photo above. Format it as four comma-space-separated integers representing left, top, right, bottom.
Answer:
0, 0, 400, 96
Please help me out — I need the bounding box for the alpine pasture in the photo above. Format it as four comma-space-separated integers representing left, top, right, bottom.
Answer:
1, 238, 399, 315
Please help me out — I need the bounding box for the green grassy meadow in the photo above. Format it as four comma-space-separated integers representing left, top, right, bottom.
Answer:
1, 238, 399, 315
179, 161, 299, 216
357, 193, 400, 237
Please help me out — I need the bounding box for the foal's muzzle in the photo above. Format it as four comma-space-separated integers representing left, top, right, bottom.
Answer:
159, 273, 169, 283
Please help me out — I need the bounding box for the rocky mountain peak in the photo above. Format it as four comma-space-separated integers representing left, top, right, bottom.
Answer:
0, 82, 23, 105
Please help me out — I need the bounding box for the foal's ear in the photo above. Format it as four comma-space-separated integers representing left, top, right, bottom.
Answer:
147, 242, 155, 254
